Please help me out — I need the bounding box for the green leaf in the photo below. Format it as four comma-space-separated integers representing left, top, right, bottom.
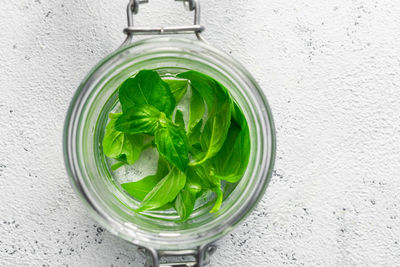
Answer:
111, 161, 126, 170
212, 121, 241, 181
122, 175, 162, 201
186, 175, 202, 196
177, 71, 217, 110
191, 163, 218, 188
196, 96, 231, 164
109, 112, 122, 119
163, 78, 188, 104
152, 202, 175, 211
188, 87, 205, 133
187, 166, 212, 191
103, 116, 124, 158
188, 119, 203, 147
121, 157, 170, 201
191, 164, 223, 214
124, 135, 145, 164
137, 167, 186, 212
210, 184, 223, 213
174, 109, 185, 130
188, 164, 223, 213
175, 188, 196, 221
190, 144, 205, 161
119, 70, 176, 115
231, 102, 246, 126
155, 156, 172, 176
214, 103, 250, 183
102, 113, 144, 165
155, 123, 189, 172
178, 71, 232, 165
213, 123, 248, 182
115, 105, 162, 135
174, 166, 214, 221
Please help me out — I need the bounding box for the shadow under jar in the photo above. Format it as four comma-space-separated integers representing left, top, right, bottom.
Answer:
64, 2, 275, 267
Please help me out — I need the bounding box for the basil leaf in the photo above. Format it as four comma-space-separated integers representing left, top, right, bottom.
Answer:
163, 78, 188, 104
191, 163, 223, 213
177, 71, 216, 110
188, 119, 202, 146
174, 109, 185, 130
155, 123, 189, 172
111, 161, 126, 171
191, 163, 218, 188
187, 166, 211, 191
109, 112, 122, 119
115, 105, 162, 135
232, 102, 246, 126
175, 188, 196, 221
137, 167, 186, 212
152, 202, 175, 211
190, 162, 223, 213
190, 144, 205, 161
124, 135, 145, 164
121, 157, 170, 201
210, 184, 223, 213
213, 122, 241, 182
213, 116, 250, 183
175, 166, 214, 220
178, 71, 232, 165
215, 103, 250, 183
103, 114, 125, 158
102, 113, 144, 165
119, 70, 176, 116
188, 164, 223, 213
122, 175, 162, 201
155, 156, 172, 176
188, 87, 205, 134
199, 97, 231, 163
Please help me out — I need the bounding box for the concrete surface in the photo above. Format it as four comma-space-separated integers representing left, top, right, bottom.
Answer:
1, 0, 400, 266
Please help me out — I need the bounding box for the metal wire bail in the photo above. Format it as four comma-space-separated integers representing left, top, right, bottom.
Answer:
123, 0, 205, 42
139, 244, 217, 267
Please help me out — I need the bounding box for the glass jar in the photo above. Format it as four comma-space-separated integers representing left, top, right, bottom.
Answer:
63, 1, 275, 266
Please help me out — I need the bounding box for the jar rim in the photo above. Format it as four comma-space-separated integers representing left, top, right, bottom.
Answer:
63, 37, 276, 250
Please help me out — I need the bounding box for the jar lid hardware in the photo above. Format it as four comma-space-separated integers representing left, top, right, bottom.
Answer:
123, 0, 205, 43
138, 244, 217, 267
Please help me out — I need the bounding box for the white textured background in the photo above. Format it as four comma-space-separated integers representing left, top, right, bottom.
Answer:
1, 0, 400, 266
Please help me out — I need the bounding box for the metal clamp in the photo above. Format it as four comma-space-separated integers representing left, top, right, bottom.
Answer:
123, 0, 205, 43
138, 244, 217, 267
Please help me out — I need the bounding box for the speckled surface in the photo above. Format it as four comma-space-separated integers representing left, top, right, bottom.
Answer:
1, 0, 400, 266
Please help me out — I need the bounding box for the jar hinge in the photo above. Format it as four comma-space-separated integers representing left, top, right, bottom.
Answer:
138, 244, 217, 267
123, 0, 205, 44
